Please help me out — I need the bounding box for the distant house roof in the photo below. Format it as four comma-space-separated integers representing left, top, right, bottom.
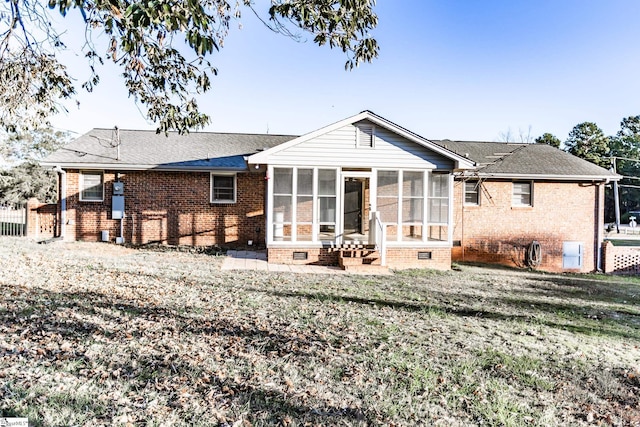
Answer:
42, 128, 297, 171
434, 140, 619, 181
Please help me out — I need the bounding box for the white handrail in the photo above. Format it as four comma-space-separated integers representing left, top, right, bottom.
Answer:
369, 211, 386, 266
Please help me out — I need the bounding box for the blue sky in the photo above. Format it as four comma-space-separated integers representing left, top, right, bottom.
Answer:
50, 0, 640, 142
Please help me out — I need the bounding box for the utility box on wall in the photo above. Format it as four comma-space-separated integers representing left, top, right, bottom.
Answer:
112, 196, 125, 220
113, 181, 124, 195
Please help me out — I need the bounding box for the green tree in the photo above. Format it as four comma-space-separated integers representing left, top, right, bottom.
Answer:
0, 128, 68, 204
564, 122, 610, 168
610, 116, 640, 216
0, 162, 58, 204
534, 132, 561, 148
0, 1, 379, 134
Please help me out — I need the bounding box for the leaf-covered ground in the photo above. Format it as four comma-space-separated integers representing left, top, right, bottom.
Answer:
0, 237, 639, 426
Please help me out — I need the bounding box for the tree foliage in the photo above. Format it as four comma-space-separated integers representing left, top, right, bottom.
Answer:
0, 161, 58, 204
0, 0, 379, 134
564, 122, 610, 169
609, 116, 640, 215
1, 128, 68, 164
0, 128, 68, 203
534, 132, 561, 148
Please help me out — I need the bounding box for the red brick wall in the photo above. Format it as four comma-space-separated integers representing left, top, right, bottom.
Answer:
267, 248, 339, 265
267, 247, 451, 270
26, 198, 58, 239
452, 179, 603, 272
63, 170, 266, 247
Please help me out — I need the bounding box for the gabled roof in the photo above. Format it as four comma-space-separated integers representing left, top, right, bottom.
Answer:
42, 129, 296, 171
434, 140, 620, 181
248, 110, 477, 170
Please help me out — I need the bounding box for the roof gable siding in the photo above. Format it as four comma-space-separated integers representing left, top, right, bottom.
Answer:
261, 122, 454, 169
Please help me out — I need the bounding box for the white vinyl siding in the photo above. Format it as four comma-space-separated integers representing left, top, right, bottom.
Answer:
263, 121, 455, 170
80, 171, 104, 202
512, 181, 532, 207
210, 173, 236, 203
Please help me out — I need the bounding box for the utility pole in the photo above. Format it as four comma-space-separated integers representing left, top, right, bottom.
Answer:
612, 157, 621, 233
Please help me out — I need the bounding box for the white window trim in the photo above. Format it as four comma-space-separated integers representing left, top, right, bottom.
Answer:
464, 180, 480, 206
210, 172, 237, 204
512, 181, 533, 207
79, 170, 104, 202
356, 124, 376, 148
267, 166, 340, 245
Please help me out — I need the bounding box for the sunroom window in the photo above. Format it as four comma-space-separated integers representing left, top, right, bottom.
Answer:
402, 171, 424, 241
273, 168, 293, 241
376, 170, 449, 243
270, 167, 338, 243
317, 169, 337, 240
296, 169, 313, 241
427, 172, 449, 241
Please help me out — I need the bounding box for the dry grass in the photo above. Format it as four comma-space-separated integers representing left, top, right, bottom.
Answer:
1, 237, 639, 426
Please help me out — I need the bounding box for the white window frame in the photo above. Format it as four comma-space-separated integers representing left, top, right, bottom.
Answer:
79, 170, 104, 202
357, 124, 375, 148
464, 180, 480, 206
210, 172, 237, 204
512, 181, 533, 207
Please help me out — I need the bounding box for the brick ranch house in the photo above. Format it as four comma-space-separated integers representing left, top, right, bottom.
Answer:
42, 111, 619, 272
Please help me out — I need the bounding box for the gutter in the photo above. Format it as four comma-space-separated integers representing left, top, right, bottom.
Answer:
457, 172, 621, 182
53, 166, 66, 240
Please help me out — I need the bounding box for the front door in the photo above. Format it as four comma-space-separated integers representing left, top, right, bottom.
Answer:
344, 178, 363, 238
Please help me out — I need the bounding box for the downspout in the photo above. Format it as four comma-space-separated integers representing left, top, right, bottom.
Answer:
54, 166, 66, 240
595, 181, 606, 272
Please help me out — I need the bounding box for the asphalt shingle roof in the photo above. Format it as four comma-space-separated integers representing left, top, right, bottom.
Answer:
434, 140, 618, 179
43, 127, 619, 180
42, 129, 297, 170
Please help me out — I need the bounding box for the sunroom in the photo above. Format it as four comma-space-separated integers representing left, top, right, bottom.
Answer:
267, 166, 452, 246
247, 111, 475, 269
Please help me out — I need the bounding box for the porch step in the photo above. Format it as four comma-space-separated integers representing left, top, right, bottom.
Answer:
338, 248, 381, 270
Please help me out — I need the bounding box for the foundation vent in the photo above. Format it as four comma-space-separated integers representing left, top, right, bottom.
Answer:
417, 251, 432, 260
293, 251, 308, 261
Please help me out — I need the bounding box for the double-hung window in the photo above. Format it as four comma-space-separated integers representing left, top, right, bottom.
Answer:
80, 171, 104, 201
464, 181, 480, 205
210, 173, 236, 203
512, 181, 532, 207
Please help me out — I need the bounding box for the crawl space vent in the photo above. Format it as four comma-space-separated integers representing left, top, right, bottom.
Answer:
293, 251, 308, 261
417, 251, 432, 260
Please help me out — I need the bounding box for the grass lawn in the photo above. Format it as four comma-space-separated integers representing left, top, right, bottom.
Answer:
1, 237, 639, 426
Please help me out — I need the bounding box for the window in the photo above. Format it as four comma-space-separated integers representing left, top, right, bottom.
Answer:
273, 168, 293, 241
357, 124, 375, 147
427, 172, 449, 242
210, 173, 236, 203
512, 181, 532, 206
464, 181, 480, 205
80, 171, 104, 201
296, 169, 314, 241
317, 169, 337, 240
428, 173, 449, 223
402, 171, 424, 240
